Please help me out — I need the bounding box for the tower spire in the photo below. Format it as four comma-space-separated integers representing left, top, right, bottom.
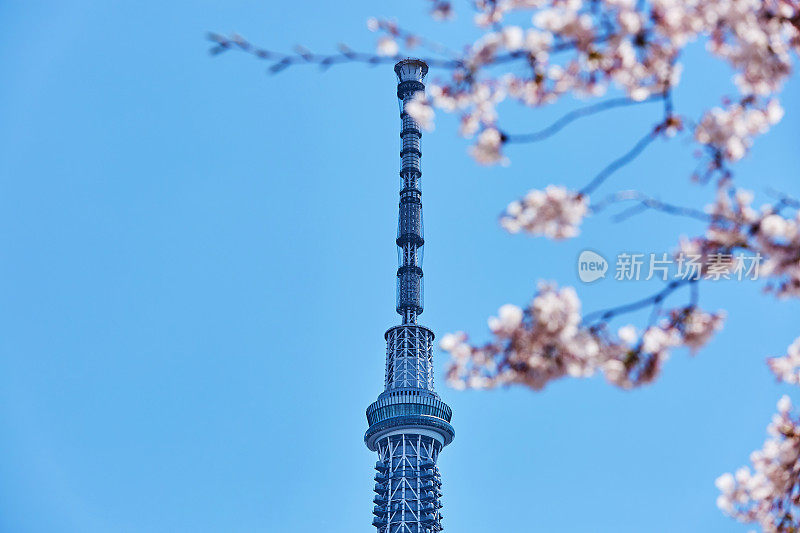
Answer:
365, 59, 455, 533
395, 59, 428, 325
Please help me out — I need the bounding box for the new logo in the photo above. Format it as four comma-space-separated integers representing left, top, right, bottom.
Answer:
577, 250, 608, 283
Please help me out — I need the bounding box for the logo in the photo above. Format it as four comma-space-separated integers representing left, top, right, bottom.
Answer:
577, 250, 608, 283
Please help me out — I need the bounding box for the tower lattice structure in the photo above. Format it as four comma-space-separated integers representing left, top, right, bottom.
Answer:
365, 59, 455, 533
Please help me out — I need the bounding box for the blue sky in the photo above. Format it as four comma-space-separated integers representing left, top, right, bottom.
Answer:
2, 1, 799, 532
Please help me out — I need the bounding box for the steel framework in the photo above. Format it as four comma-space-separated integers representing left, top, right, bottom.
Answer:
365, 59, 455, 533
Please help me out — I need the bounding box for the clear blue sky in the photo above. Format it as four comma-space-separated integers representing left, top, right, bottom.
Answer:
2, 2, 799, 532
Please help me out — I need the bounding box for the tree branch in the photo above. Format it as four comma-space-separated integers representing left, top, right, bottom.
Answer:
207, 33, 462, 73
583, 278, 697, 326
504, 95, 662, 144
591, 190, 715, 223
579, 128, 660, 195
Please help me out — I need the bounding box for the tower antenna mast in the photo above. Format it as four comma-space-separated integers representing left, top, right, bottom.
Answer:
365, 59, 455, 533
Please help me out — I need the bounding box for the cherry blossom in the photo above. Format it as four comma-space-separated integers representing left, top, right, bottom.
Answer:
405, 93, 436, 131
375, 0, 800, 164
754, 209, 800, 299
672, 181, 800, 298
469, 127, 508, 165
769, 337, 800, 385
679, 306, 728, 352
500, 186, 588, 238
376, 36, 399, 57
443, 283, 725, 391
695, 99, 784, 162
716, 395, 800, 532
427, 0, 453, 20
216, 0, 800, 167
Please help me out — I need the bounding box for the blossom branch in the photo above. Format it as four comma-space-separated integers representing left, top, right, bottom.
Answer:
442, 282, 724, 391
717, 392, 800, 532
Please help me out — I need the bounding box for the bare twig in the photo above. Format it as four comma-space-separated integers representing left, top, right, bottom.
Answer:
579, 128, 660, 195
368, 18, 461, 58
591, 190, 714, 223
583, 278, 697, 326
207, 33, 462, 73
504, 95, 662, 144
765, 188, 800, 210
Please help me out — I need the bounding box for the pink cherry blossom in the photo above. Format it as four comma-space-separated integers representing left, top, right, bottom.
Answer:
379, 0, 800, 165
469, 127, 508, 165
376, 36, 398, 57
769, 338, 800, 385
673, 180, 800, 298
500, 186, 588, 238
443, 283, 725, 391
717, 395, 800, 532
405, 93, 436, 131
695, 99, 784, 162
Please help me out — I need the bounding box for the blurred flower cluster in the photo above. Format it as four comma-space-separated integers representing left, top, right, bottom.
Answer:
442, 283, 725, 391
716, 390, 800, 532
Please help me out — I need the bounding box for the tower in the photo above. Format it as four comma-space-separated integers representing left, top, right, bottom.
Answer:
365, 59, 455, 533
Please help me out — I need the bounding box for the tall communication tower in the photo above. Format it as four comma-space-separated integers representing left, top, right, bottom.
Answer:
365, 59, 455, 533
